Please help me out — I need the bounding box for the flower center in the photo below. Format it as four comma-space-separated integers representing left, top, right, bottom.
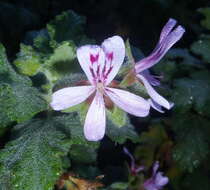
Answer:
97, 82, 104, 94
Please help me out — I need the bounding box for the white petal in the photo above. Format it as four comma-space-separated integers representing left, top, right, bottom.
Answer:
101, 36, 125, 85
155, 172, 169, 187
106, 87, 150, 117
51, 86, 95, 110
159, 18, 177, 44
152, 161, 160, 176
148, 99, 165, 113
77, 45, 105, 84
84, 91, 106, 141
135, 24, 185, 73
137, 74, 172, 110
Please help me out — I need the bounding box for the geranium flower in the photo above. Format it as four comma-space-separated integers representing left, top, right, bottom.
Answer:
123, 147, 144, 175
134, 19, 185, 112
51, 36, 150, 141
143, 161, 169, 190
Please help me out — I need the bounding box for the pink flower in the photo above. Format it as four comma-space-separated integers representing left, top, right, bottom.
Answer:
135, 19, 185, 113
51, 36, 150, 141
123, 147, 144, 175
143, 161, 169, 190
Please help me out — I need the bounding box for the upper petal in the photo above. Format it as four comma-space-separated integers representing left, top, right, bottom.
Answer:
51, 86, 95, 110
135, 20, 185, 73
101, 36, 125, 85
106, 87, 150, 117
84, 91, 106, 141
77, 45, 105, 84
137, 74, 172, 110
159, 18, 177, 44
152, 161, 160, 176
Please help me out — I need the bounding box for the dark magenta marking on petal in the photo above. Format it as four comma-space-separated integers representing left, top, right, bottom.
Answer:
90, 67, 96, 78
96, 65, 100, 77
90, 53, 99, 63
104, 66, 113, 79
107, 52, 113, 61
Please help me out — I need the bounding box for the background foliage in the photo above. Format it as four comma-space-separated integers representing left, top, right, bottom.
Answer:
0, 0, 210, 190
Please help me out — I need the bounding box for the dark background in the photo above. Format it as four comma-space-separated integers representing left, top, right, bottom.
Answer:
0, 0, 209, 58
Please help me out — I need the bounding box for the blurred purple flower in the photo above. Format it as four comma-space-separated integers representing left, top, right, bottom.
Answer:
51, 36, 150, 141
135, 18, 185, 113
123, 147, 144, 175
143, 161, 169, 190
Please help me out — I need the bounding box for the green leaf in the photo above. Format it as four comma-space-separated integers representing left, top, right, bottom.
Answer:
69, 144, 97, 164
153, 60, 177, 82
107, 106, 128, 128
47, 10, 86, 45
110, 182, 129, 189
172, 78, 210, 116
127, 81, 149, 98
198, 7, 210, 30
0, 114, 97, 190
172, 114, 209, 172
191, 35, 210, 63
0, 44, 47, 128
153, 48, 202, 83
106, 119, 139, 144
13, 44, 41, 76
41, 41, 77, 84
33, 29, 52, 54
182, 168, 210, 190
0, 116, 70, 190
53, 73, 86, 92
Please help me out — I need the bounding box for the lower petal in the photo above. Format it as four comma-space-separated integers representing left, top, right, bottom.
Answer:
106, 88, 150, 117
51, 86, 95, 110
84, 91, 106, 141
155, 172, 169, 187
137, 74, 172, 110
148, 99, 164, 113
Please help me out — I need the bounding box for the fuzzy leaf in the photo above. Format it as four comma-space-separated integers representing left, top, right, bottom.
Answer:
172, 114, 209, 172
191, 35, 210, 63
182, 168, 210, 190
172, 78, 210, 115
0, 114, 97, 190
107, 106, 128, 128
198, 7, 210, 30
106, 119, 139, 144
13, 44, 41, 76
0, 44, 47, 127
47, 10, 86, 45
69, 144, 97, 164
41, 41, 77, 86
